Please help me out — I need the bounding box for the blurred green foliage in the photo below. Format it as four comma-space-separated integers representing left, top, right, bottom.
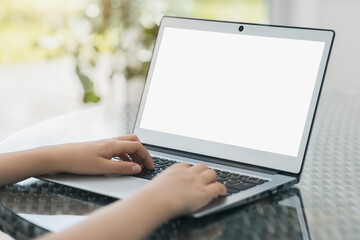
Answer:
0, 0, 267, 103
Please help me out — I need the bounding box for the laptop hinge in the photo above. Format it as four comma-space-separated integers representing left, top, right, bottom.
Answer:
144, 144, 279, 175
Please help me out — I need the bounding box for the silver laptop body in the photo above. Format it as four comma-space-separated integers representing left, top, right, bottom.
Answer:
42, 16, 334, 218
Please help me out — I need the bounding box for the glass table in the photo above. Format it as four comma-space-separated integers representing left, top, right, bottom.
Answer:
1, 92, 360, 239
0, 178, 308, 240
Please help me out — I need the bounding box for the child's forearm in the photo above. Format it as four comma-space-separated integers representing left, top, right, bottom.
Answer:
0, 147, 59, 186
39, 185, 176, 240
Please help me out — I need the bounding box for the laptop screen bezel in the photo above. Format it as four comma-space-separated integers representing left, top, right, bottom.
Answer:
133, 16, 334, 174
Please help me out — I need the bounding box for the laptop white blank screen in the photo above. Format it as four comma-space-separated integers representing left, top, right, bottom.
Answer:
139, 27, 325, 157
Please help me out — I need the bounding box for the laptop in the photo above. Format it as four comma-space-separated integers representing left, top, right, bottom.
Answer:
41, 16, 335, 217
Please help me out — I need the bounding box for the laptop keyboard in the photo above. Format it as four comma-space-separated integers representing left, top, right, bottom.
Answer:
135, 156, 268, 196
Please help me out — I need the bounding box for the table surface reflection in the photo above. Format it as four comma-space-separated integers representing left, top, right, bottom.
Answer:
0, 179, 309, 240
1, 92, 360, 239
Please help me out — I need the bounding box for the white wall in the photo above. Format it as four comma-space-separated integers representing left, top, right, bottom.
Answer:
269, 0, 360, 93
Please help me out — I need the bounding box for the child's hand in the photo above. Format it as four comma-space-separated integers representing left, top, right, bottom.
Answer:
49, 135, 154, 175
146, 162, 227, 216
34, 148, 226, 240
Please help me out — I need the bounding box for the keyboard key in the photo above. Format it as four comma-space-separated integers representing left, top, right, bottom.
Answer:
226, 179, 240, 184
154, 163, 166, 168
229, 175, 241, 180
226, 187, 240, 194
217, 177, 227, 183
219, 173, 230, 178
141, 168, 154, 173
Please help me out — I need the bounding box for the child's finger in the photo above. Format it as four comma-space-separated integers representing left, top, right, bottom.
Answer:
129, 152, 154, 170
168, 162, 190, 169
205, 182, 227, 198
188, 163, 208, 174
103, 159, 142, 175
112, 141, 154, 170
113, 135, 140, 142
118, 154, 132, 162
199, 169, 217, 184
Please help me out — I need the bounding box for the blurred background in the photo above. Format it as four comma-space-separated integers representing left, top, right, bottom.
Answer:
0, 0, 358, 141
0, 0, 267, 141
